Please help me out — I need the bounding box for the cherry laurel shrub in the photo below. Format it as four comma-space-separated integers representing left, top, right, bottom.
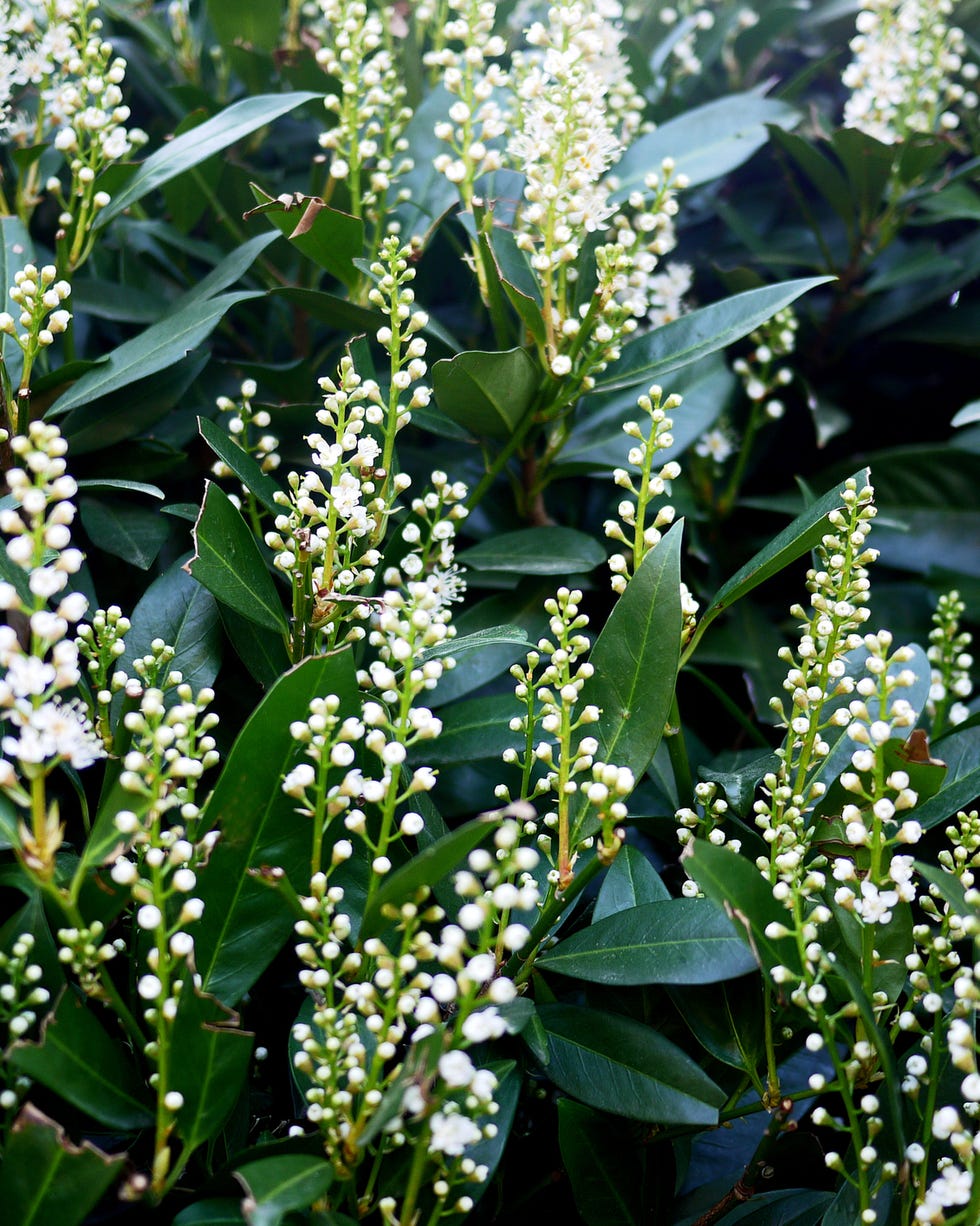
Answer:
0, 2, 978, 1224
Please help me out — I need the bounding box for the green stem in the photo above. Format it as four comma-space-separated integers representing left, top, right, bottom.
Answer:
665, 694, 693, 809
398, 1120, 432, 1226
508, 853, 606, 985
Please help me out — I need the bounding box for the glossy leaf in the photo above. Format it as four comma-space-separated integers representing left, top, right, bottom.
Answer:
595, 278, 832, 394
0, 1105, 126, 1226
428, 592, 548, 707
116, 559, 222, 705
672, 976, 767, 1076
593, 845, 670, 922
62, 351, 209, 455
432, 347, 539, 439
535, 1003, 725, 1125
460, 527, 605, 576
558, 1099, 658, 1226
684, 467, 872, 661
612, 92, 800, 200
767, 125, 855, 226
423, 693, 529, 765
246, 186, 364, 291
173, 1201, 246, 1225
559, 353, 735, 473
96, 93, 322, 226
578, 523, 682, 803
220, 604, 291, 689
199, 417, 282, 514
186, 481, 287, 634
235, 1154, 333, 1226
360, 815, 502, 940
538, 898, 759, 984
79, 495, 170, 569
9, 990, 154, 1129
172, 987, 254, 1154
195, 652, 360, 1004
418, 623, 529, 663
685, 840, 801, 975
48, 290, 263, 416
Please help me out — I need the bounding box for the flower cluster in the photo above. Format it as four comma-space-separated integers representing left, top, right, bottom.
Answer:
265, 238, 431, 659
926, 590, 973, 736
608, 158, 691, 328
753, 479, 878, 893
0, 263, 72, 434
842, 0, 979, 144
430, 0, 509, 209
0, 1, 147, 264
655, 3, 759, 83
0, 933, 50, 1116
507, 2, 629, 360
732, 306, 797, 425
498, 587, 617, 888
0, 422, 99, 877
313, 0, 414, 234
291, 820, 539, 1220
283, 472, 467, 881
605, 383, 681, 593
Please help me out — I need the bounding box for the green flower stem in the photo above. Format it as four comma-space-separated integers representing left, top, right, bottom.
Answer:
508, 853, 605, 986
665, 693, 694, 810
397, 1118, 433, 1226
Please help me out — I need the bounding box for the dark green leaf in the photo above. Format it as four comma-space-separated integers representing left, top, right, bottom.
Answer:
235, 1154, 333, 1226
559, 353, 735, 472
246, 186, 364, 292
186, 481, 287, 634
684, 468, 872, 660
0, 1105, 126, 1226
767, 126, 854, 226
48, 290, 263, 416
432, 348, 539, 439
195, 652, 360, 1004
538, 898, 758, 984
596, 278, 833, 394
422, 693, 529, 766
9, 990, 154, 1129
579, 523, 682, 805
96, 93, 322, 227
199, 417, 282, 515
173, 1201, 246, 1225
172, 987, 254, 1153
671, 976, 767, 1076
418, 624, 529, 664
61, 351, 209, 456
593, 845, 670, 921
220, 604, 291, 689
117, 559, 222, 704
680, 1188, 833, 1225
612, 92, 800, 200
460, 527, 605, 576
685, 840, 801, 975
831, 127, 897, 224
79, 495, 170, 570
558, 1100, 653, 1226
535, 1003, 725, 1125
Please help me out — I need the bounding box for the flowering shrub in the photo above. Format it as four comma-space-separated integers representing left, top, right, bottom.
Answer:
0, 2, 978, 1224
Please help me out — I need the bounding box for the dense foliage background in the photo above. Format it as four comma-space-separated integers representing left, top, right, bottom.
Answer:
0, 2, 978, 1224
